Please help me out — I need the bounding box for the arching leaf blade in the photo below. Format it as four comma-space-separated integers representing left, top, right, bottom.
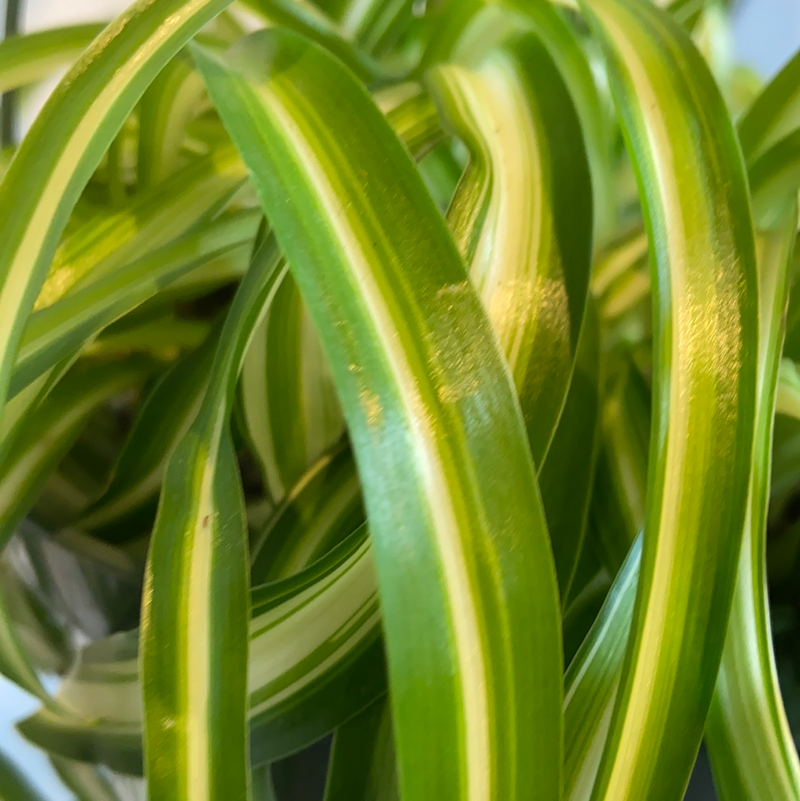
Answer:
578, 1, 759, 799
194, 29, 562, 801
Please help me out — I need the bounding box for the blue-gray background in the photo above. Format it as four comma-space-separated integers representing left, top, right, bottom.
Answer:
1, 0, 799, 797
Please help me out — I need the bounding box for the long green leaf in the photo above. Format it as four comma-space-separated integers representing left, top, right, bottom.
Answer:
425, 0, 614, 243
539, 300, 601, 600
240, 268, 344, 502
194, 29, 562, 801
0, 749, 46, 801
0, 24, 105, 94
324, 698, 398, 801
748, 131, 800, 226
563, 536, 640, 801
738, 47, 800, 163
564, 210, 800, 801
578, 1, 758, 799
506, 1, 616, 244
706, 207, 800, 801
0, 0, 236, 432
141, 236, 285, 799
736, 49, 800, 226
250, 443, 363, 583
590, 360, 649, 571
240, 0, 383, 82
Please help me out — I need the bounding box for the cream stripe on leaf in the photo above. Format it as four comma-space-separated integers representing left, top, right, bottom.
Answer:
313, 0, 414, 55
137, 56, 208, 189
194, 30, 562, 801
36, 144, 246, 311
344, 0, 414, 55
563, 534, 640, 801
0, 0, 236, 437
577, 1, 759, 799
141, 235, 285, 800
0, 211, 255, 475
503, 1, 616, 245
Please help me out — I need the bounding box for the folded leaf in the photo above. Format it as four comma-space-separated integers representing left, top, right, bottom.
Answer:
430, 31, 592, 466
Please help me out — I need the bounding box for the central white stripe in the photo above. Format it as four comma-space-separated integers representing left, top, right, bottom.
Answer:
185, 463, 214, 801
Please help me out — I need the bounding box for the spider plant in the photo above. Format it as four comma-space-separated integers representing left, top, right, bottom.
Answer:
1, 0, 800, 799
